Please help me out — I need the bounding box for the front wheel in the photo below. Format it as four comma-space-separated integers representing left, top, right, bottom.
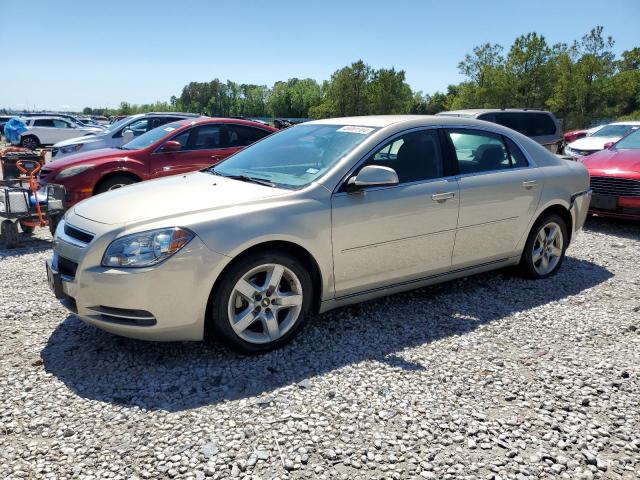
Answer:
94, 175, 137, 194
208, 252, 313, 353
519, 214, 568, 279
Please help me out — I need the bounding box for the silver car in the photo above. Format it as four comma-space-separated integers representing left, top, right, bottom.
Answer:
46, 115, 591, 353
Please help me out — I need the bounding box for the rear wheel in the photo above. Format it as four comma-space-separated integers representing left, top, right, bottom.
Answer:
519, 213, 568, 279
20, 135, 40, 150
19, 221, 35, 235
94, 175, 137, 194
1, 220, 19, 249
208, 252, 313, 353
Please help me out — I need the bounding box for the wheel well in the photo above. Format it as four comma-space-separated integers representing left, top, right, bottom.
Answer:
204, 241, 323, 341
93, 171, 141, 195
534, 204, 573, 243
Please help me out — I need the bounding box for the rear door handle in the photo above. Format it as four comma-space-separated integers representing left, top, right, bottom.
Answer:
431, 191, 456, 202
522, 180, 538, 189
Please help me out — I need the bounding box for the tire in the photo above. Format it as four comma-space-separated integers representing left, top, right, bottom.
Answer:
207, 251, 313, 354
19, 221, 35, 235
1, 220, 20, 249
94, 175, 137, 194
519, 213, 568, 279
20, 135, 40, 150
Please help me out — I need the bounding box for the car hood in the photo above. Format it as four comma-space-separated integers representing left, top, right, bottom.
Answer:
73, 171, 289, 225
580, 149, 640, 174
568, 136, 621, 151
45, 148, 126, 171
54, 132, 110, 148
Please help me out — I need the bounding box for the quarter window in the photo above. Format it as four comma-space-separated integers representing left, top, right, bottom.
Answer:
447, 130, 528, 174
360, 130, 444, 184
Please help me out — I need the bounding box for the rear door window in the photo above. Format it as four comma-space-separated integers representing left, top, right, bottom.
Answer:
226, 125, 272, 147
33, 119, 55, 127
446, 129, 529, 174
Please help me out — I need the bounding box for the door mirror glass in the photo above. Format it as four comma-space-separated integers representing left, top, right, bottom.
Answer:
348, 165, 399, 191
160, 140, 182, 152
122, 129, 134, 143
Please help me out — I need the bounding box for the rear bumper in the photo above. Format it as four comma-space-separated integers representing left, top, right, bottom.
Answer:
570, 189, 592, 240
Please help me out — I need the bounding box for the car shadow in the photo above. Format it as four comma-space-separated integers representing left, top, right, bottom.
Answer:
583, 215, 639, 241
41, 256, 613, 412
0, 234, 52, 258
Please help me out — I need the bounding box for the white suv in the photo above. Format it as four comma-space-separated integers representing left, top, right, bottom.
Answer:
51, 112, 203, 159
15, 116, 103, 150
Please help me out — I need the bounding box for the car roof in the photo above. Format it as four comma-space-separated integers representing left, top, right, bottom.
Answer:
306, 114, 520, 128
608, 121, 640, 126
170, 117, 276, 129
437, 108, 553, 116
22, 116, 69, 121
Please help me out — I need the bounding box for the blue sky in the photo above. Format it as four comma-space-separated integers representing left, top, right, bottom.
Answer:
1, 0, 638, 111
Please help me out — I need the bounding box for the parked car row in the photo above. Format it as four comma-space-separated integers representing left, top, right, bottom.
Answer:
563, 121, 640, 158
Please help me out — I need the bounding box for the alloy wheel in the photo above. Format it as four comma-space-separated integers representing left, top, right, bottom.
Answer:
532, 221, 563, 276
22, 137, 38, 150
227, 263, 303, 344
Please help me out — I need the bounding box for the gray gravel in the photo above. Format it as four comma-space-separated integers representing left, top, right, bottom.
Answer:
0, 217, 639, 479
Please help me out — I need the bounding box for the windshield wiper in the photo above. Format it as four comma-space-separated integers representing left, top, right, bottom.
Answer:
211, 170, 276, 188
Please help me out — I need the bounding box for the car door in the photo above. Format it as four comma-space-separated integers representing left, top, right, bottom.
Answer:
444, 128, 543, 267
30, 119, 57, 144
52, 118, 78, 142
331, 128, 459, 297
149, 124, 227, 178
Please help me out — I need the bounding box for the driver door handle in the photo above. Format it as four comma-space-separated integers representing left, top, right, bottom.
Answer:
522, 180, 538, 189
431, 191, 456, 202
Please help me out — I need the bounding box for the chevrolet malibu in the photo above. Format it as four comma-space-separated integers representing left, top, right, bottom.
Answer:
46, 116, 592, 353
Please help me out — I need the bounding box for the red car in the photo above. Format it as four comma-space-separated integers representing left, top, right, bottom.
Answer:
580, 128, 640, 219
563, 128, 588, 144
39, 118, 276, 207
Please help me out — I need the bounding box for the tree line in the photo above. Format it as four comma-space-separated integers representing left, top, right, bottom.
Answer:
81, 26, 638, 130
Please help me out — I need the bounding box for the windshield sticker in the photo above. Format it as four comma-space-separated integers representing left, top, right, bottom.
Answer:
164, 127, 176, 132
337, 126, 374, 134
305, 167, 320, 174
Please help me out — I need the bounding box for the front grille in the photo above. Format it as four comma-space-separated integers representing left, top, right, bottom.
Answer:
57, 256, 78, 278
590, 176, 640, 197
64, 224, 95, 244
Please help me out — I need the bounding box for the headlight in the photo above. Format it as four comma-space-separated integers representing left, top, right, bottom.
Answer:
102, 227, 194, 268
56, 164, 95, 179
564, 146, 573, 156
60, 144, 83, 154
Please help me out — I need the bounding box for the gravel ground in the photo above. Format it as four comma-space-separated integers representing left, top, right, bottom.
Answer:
0, 217, 638, 480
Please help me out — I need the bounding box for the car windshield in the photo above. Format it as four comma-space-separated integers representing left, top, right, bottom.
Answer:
104, 116, 134, 133
120, 121, 184, 150
209, 124, 378, 189
591, 124, 637, 138
614, 129, 640, 150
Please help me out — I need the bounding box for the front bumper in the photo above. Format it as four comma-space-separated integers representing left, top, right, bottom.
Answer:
48, 218, 230, 341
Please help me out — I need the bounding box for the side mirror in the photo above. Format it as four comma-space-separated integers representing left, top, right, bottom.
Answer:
122, 129, 134, 143
160, 140, 182, 152
603, 141, 615, 150
346, 165, 399, 192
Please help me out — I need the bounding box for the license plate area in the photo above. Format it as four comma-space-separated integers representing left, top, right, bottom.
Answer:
591, 193, 617, 211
